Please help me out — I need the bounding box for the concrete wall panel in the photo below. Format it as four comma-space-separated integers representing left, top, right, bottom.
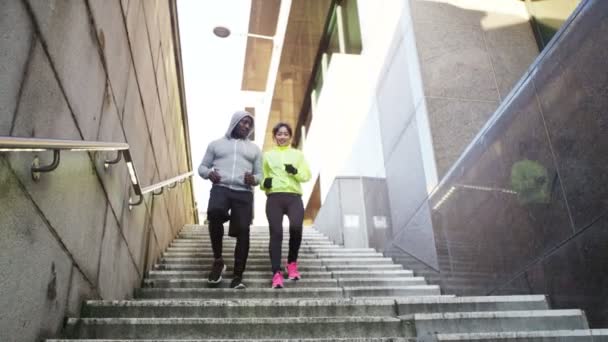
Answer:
151, 196, 173, 251
483, 21, 539, 99
89, 0, 132, 114
27, 0, 107, 141
362, 178, 392, 250
427, 97, 497, 176
1, 1, 194, 340
118, 197, 149, 274
0, 157, 73, 342
376, 36, 416, 161
384, 117, 428, 235
66, 264, 98, 318
142, 0, 162, 70
313, 181, 343, 245
94, 87, 130, 217
9, 41, 108, 284
11, 40, 80, 140
97, 205, 140, 299
0, 0, 34, 135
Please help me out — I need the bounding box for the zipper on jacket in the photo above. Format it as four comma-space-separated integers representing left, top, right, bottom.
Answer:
230, 140, 237, 189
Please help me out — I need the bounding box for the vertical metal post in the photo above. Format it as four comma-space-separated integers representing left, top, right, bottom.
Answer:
336, 5, 346, 53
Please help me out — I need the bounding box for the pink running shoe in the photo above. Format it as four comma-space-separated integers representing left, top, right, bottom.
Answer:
287, 261, 301, 280
272, 272, 284, 289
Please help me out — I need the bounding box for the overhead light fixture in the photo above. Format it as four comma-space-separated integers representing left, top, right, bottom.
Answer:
213, 26, 231, 38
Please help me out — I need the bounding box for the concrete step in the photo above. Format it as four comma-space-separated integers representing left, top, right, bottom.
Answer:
316, 252, 384, 257
50, 338, 415, 342
322, 258, 395, 265
172, 239, 332, 244
153, 264, 404, 272
135, 287, 346, 299
156, 257, 394, 266
436, 329, 608, 341
164, 246, 375, 253
171, 240, 334, 244
179, 227, 322, 232
396, 295, 549, 315
145, 270, 415, 279
314, 248, 377, 253
165, 247, 319, 253
412, 310, 589, 337
343, 285, 441, 297
158, 257, 323, 266
169, 244, 336, 250
135, 286, 440, 299
326, 264, 404, 271
338, 278, 427, 287
152, 264, 327, 271
146, 270, 334, 279
82, 298, 401, 318
161, 252, 384, 258
175, 236, 330, 241
167, 246, 337, 252
143, 278, 340, 288
142, 277, 427, 288
63, 316, 413, 339
331, 270, 414, 278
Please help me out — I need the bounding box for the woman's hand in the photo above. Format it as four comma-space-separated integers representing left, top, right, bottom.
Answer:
285, 164, 298, 175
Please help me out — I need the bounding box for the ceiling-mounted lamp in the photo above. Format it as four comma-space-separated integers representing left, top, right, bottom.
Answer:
213, 26, 231, 38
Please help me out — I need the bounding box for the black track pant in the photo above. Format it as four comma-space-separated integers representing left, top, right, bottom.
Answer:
207, 186, 253, 277
265, 193, 304, 274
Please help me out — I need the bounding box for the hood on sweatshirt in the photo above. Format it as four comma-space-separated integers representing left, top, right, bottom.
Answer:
225, 110, 255, 140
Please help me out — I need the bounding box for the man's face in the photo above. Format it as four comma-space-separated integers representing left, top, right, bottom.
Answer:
233, 116, 253, 139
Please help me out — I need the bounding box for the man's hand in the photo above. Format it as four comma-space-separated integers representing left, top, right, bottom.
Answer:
244, 171, 255, 186
208, 170, 221, 184
263, 178, 272, 189
285, 164, 298, 175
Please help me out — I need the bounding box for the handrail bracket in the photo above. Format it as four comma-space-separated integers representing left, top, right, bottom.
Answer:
104, 151, 122, 169
31, 150, 61, 181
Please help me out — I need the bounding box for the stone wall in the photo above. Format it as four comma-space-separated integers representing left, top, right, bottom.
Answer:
410, 0, 539, 177
0, 1, 195, 341
388, 0, 608, 327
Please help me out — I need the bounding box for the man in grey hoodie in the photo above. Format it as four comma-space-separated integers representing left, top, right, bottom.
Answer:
198, 111, 262, 289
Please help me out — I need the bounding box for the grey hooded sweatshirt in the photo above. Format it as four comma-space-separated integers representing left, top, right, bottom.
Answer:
198, 111, 262, 192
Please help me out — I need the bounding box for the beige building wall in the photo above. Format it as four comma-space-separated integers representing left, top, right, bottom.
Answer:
0, 1, 194, 341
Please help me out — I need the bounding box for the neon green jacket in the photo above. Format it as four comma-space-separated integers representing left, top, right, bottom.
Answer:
261, 145, 311, 195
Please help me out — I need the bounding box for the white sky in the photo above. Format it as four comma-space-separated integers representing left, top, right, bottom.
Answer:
177, 0, 252, 211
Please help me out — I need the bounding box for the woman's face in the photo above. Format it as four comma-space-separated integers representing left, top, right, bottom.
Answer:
275, 126, 291, 146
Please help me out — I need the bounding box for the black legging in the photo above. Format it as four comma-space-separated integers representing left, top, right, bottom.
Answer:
266, 193, 304, 274
207, 186, 252, 277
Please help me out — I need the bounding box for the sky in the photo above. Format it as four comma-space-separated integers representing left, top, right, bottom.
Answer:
177, 0, 252, 212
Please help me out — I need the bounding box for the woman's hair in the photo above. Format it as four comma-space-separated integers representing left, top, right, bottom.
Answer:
272, 122, 293, 137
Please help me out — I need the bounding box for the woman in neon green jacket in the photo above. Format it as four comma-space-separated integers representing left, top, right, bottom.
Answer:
261, 122, 311, 288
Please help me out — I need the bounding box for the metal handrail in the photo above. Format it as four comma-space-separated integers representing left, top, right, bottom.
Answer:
0, 136, 129, 151
141, 171, 194, 195
0, 136, 194, 209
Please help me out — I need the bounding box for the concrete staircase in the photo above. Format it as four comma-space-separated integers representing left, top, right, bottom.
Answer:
49, 225, 607, 341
